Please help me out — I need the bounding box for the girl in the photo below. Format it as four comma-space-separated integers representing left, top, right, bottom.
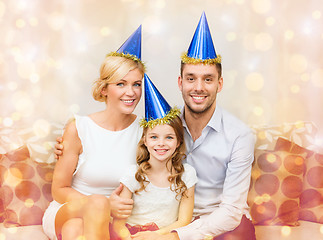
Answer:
42, 26, 145, 240
112, 74, 197, 240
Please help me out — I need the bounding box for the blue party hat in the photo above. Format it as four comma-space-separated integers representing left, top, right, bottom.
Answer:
181, 12, 221, 64
140, 74, 180, 128
107, 25, 144, 65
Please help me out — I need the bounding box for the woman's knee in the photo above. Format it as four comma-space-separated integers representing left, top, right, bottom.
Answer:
61, 218, 83, 239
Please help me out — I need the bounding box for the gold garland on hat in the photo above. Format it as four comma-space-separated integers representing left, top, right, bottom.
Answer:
140, 107, 181, 128
181, 52, 222, 64
106, 51, 146, 70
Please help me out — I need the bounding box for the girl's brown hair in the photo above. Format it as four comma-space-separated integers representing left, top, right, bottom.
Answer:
134, 115, 187, 200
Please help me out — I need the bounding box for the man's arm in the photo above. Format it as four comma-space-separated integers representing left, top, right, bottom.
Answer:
175, 130, 255, 240
54, 136, 64, 159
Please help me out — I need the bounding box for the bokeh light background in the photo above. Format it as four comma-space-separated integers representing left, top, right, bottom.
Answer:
1, 0, 323, 142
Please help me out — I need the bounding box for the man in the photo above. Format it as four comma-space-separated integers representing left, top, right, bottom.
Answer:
131, 12, 256, 240
55, 12, 256, 240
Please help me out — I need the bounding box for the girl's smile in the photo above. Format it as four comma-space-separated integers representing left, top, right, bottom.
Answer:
144, 124, 179, 164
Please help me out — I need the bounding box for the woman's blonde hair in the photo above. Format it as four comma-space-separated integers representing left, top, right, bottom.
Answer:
92, 56, 145, 102
134, 116, 188, 200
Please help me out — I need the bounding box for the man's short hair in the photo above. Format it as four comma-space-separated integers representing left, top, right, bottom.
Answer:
180, 62, 222, 79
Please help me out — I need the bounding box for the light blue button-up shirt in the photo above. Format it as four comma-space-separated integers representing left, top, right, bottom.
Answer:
176, 106, 255, 239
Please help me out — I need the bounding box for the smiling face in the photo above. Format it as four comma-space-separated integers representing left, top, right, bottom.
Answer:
178, 63, 223, 115
102, 68, 143, 115
144, 124, 179, 164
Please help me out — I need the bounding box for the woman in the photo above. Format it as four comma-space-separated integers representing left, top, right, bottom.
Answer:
42, 26, 145, 240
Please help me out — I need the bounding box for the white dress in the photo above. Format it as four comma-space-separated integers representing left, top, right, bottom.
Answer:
120, 163, 198, 228
42, 115, 142, 239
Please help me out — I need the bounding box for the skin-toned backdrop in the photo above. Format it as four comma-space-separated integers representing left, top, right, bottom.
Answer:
1, 0, 323, 146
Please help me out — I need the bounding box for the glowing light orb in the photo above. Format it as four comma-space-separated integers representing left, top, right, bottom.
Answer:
4, 169, 22, 187
312, 69, 323, 88
236, 0, 245, 5
289, 54, 308, 74
281, 226, 291, 236
253, 106, 264, 116
301, 73, 310, 82
0, 232, 5, 240
13, 92, 34, 117
226, 32, 237, 42
252, 0, 271, 14
258, 131, 267, 140
255, 33, 273, 51
29, 17, 38, 26
266, 17, 275, 26
18, 61, 35, 79
224, 70, 237, 90
33, 119, 51, 138
294, 156, 304, 166
251, 169, 261, 180
155, 0, 166, 9
290, 84, 300, 94
262, 194, 271, 202
0, 1, 6, 18
245, 73, 264, 91
312, 10, 321, 20
295, 121, 305, 129
100, 27, 111, 36
266, 153, 276, 163
285, 30, 294, 40
30, 73, 40, 83
143, 15, 163, 34
70, 104, 80, 114
11, 112, 22, 121
256, 205, 266, 214
8, 226, 18, 233
25, 198, 35, 208
16, 18, 26, 28
3, 117, 13, 127
314, 136, 323, 147
243, 33, 257, 51
48, 12, 65, 31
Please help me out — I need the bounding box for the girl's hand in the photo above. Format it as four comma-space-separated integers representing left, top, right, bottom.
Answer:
109, 184, 134, 218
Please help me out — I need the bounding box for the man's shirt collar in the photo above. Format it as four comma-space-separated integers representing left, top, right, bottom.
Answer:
180, 105, 222, 132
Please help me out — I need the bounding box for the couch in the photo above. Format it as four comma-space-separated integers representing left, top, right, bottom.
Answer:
0, 120, 322, 240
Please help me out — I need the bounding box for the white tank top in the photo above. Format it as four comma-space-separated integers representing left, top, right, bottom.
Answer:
71, 115, 142, 196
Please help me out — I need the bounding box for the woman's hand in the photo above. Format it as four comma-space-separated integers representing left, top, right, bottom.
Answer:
109, 184, 134, 219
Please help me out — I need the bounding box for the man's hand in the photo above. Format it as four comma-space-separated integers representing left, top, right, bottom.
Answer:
131, 231, 179, 240
109, 184, 134, 219
54, 136, 64, 159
